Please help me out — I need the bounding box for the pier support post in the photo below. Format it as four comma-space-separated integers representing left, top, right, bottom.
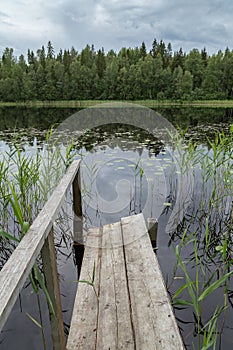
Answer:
73, 167, 84, 277
73, 244, 85, 279
41, 227, 66, 350
147, 218, 158, 248
73, 168, 83, 244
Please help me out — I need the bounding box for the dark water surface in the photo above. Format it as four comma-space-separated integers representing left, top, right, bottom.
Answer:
0, 106, 233, 350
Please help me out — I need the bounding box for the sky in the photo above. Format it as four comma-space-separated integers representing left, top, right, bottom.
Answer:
1, 0, 233, 58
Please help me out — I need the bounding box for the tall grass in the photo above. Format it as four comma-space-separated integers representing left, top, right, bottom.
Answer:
169, 125, 233, 349
0, 129, 75, 246
0, 129, 76, 348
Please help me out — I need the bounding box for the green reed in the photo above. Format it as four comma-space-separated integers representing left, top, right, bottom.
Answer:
170, 125, 233, 349
0, 129, 76, 348
173, 241, 232, 349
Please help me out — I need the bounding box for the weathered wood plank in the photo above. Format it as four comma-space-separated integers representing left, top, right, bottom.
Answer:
96, 222, 134, 350
66, 228, 102, 350
67, 213, 184, 349
0, 159, 80, 332
96, 223, 118, 349
121, 213, 184, 350
107, 222, 135, 350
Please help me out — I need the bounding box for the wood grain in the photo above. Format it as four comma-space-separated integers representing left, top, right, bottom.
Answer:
67, 213, 184, 349
66, 228, 102, 350
96, 222, 134, 350
121, 213, 184, 349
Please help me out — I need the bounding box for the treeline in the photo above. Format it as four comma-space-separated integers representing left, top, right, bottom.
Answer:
0, 40, 233, 101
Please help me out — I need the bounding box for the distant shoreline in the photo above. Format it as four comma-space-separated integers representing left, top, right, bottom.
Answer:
1, 100, 233, 108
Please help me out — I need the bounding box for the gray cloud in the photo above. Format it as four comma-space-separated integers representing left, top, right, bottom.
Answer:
0, 11, 9, 18
1, 0, 233, 57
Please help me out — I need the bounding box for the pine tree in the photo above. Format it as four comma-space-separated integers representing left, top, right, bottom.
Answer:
139, 42, 147, 60
47, 41, 55, 60
171, 48, 185, 71
185, 48, 204, 89
37, 46, 46, 68
151, 38, 158, 58
96, 48, 106, 78
201, 47, 208, 67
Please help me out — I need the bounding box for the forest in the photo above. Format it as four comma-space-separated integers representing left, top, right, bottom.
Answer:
0, 39, 233, 102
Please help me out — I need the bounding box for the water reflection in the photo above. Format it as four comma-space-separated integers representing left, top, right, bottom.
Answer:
0, 106, 233, 349
0, 107, 79, 132
0, 106, 232, 146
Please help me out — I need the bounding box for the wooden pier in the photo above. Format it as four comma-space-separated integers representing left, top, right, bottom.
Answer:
0, 160, 184, 350
67, 213, 184, 350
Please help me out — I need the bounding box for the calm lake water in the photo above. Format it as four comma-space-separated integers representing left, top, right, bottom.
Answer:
0, 106, 233, 349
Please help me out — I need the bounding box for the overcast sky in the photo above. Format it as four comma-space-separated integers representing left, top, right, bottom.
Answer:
1, 0, 233, 57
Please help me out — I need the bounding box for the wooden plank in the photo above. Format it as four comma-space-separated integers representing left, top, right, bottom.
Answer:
96, 222, 134, 350
108, 222, 134, 349
41, 227, 66, 350
121, 213, 184, 350
66, 227, 102, 350
0, 159, 80, 332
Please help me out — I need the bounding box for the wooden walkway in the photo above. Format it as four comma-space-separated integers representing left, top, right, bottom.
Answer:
0, 160, 184, 349
67, 213, 184, 350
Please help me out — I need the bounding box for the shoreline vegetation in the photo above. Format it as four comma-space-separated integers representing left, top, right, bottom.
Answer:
1, 99, 233, 108
1, 40, 233, 103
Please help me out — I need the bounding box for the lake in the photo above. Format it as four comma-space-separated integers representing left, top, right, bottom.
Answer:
0, 105, 233, 349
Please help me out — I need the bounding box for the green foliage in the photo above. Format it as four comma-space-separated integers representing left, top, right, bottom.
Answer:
174, 244, 232, 349
0, 127, 75, 241
78, 262, 98, 299
1, 40, 233, 101
170, 127, 233, 349
0, 129, 76, 346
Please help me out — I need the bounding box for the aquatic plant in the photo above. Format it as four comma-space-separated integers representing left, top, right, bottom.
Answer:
173, 242, 232, 349
0, 129, 77, 348
170, 125, 233, 349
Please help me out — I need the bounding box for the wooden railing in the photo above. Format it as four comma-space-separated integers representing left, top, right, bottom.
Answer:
0, 159, 82, 350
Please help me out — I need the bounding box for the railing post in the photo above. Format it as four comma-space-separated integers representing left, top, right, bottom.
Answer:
73, 168, 83, 244
41, 227, 66, 350
73, 167, 84, 277
147, 218, 158, 248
